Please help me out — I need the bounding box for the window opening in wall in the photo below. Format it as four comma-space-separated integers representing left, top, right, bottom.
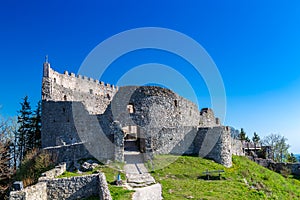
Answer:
107, 94, 111, 100
89, 89, 93, 94
174, 100, 178, 107
127, 104, 134, 113
62, 108, 66, 113
53, 78, 56, 83
64, 95, 67, 101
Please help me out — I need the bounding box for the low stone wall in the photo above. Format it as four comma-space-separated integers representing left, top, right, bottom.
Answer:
10, 182, 47, 200
269, 162, 300, 176
10, 165, 112, 200
249, 157, 300, 176
44, 143, 93, 167
39, 163, 66, 180
46, 174, 100, 200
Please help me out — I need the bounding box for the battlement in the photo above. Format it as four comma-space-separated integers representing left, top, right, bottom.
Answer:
44, 64, 118, 91
42, 62, 119, 114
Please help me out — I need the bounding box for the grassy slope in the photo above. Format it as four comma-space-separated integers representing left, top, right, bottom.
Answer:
150, 155, 300, 200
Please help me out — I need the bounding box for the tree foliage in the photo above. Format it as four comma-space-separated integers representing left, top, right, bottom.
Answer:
287, 153, 298, 163
252, 132, 260, 143
0, 116, 14, 199
15, 149, 56, 187
239, 128, 250, 142
16, 97, 42, 164
262, 133, 290, 162
31, 101, 41, 148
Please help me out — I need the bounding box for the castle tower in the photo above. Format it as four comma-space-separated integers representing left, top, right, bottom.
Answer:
43, 55, 50, 77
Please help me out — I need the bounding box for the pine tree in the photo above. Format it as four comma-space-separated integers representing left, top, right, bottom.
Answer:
252, 132, 260, 143
31, 101, 41, 148
17, 96, 33, 164
287, 153, 298, 163
239, 128, 247, 142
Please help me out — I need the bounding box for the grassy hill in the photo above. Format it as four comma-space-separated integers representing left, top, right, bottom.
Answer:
149, 155, 300, 200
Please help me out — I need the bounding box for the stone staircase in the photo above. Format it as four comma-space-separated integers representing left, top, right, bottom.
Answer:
123, 142, 162, 199
124, 150, 156, 188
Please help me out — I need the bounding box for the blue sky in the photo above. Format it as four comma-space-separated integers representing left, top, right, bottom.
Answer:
0, 1, 300, 152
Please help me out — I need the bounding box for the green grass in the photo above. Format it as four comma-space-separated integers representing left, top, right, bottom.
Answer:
149, 155, 300, 200
57, 163, 133, 200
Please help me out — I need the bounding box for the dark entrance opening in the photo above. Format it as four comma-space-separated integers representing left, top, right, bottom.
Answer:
123, 125, 145, 153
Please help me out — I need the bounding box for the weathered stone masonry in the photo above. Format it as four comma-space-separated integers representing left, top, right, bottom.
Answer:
41, 62, 241, 168
10, 164, 112, 200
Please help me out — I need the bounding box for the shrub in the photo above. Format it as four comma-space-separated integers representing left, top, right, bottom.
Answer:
15, 149, 57, 187
280, 166, 292, 178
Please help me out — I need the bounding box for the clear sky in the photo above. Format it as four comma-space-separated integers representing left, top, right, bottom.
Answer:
0, 1, 299, 152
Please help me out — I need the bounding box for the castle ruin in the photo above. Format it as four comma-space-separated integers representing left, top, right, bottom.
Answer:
41, 61, 243, 168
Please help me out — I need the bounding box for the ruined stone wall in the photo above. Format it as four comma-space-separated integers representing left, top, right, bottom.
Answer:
46, 174, 99, 200
147, 126, 232, 167
109, 86, 200, 128
42, 63, 118, 115
39, 163, 66, 180
41, 101, 115, 162
231, 138, 245, 156
150, 126, 197, 155
10, 182, 47, 200
41, 64, 233, 167
268, 162, 300, 176
194, 126, 232, 167
10, 166, 112, 200
199, 108, 220, 127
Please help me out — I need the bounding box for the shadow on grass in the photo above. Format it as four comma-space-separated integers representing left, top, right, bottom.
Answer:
197, 175, 226, 180
291, 174, 300, 181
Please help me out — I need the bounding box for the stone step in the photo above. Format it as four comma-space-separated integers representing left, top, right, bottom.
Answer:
128, 182, 153, 188
126, 173, 156, 188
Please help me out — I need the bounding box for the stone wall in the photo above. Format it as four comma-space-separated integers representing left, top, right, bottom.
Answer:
41, 64, 233, 167
231, 138, 245, 156
199, 108, 220, 127
10, 182, 47, 200
150, 126, 197, 155
10, 166, 112, 200
194, 126, 232, 167
269, 162, 300, 176
248, 157, 300, 176
39, 163, 66, 180
42, 62, 118, 115
44, 143, 93, 167
109, 86, 200, 128
45, 174, 101, 200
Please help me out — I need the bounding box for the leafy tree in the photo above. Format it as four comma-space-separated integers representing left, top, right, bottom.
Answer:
275, 136, 290, 162
262, 133, 290, 162
287, 153, 298, 163
252, 132, 260, 143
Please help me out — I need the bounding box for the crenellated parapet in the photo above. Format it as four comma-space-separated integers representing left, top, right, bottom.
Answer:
42, 62, 118, 114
